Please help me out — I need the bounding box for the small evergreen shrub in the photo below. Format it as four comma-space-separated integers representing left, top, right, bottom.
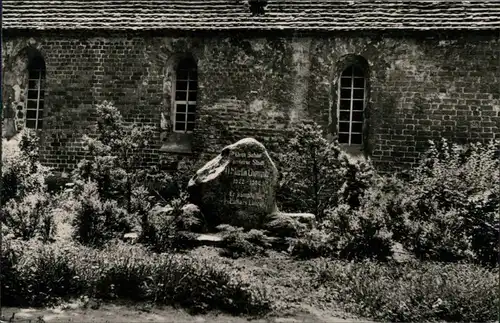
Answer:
140, 192, 201, 252
70, 102, 191, 247
325, 203, 393, 261
72, 101, 154, 209
1, 129, 52, 203
275, 122, 375, 220
72, 181, 132, 248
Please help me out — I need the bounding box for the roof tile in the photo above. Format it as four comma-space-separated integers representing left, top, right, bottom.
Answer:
2, 0, 500, 31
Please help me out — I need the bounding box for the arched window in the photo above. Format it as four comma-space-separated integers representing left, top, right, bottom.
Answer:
173, 57, 197, 133
337, 65, 366, 145
26, 55, 46, 129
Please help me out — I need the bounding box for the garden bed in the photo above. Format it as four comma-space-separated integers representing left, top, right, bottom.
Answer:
2, 241, 497, 323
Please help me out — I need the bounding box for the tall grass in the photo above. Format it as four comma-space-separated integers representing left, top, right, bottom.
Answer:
1, 238, 271, 315
310, 259, 499, 322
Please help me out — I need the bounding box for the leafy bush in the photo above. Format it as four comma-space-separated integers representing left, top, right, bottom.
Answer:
275, 122, 375, 219
220, 228, 271, 259
289, 229, 336, 259
1, 129, 52, 203
314, 138, 499, 265
388, 139, 500, 266
311, 259, 499, 322
1, 129, 55, 241
288, 172, 393, 262
321, 180, 395, 262
2, 192, 55, 241
1, 238, 272, 315
264, 214, 308, 238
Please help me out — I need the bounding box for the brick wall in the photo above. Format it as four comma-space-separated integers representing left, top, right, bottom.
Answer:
2, 31, 499, 172
308, 32, 500, 170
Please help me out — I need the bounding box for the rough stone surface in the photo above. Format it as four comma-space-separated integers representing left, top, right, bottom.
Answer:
188, 138, 279, 229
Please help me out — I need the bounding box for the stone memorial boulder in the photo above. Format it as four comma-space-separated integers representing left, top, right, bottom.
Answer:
187, 138, 279, 229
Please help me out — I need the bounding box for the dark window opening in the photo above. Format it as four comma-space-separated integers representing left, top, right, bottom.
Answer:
26, 55, 46, 130
338, 65, 366, 145
174, 58, 197, 133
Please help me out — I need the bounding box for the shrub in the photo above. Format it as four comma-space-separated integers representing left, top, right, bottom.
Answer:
320, 138, 499, 265
275, 122, 375, 219
129, 184, 154, 233
69, 102, 192, 247
311, 259, 499, 322
388, 139, 500, 266
1, 129, 52, 202
49, 184, 83, 242
72, 101, 154, 212
337, 156, 376, 210
138, 165, 181, 204
220, 228, 271, 259
285, 179, 393, 262
1, 239, 271, 315
1, 129, 55, 241
322, 182, 395, 262
72, 181, 132, 248
264, 214, 308, 238
140, 192, 201, 252
1, 238, 83, 307
289, 229, 336, 259
69, 102, 198, 248
2, 191, 55, 241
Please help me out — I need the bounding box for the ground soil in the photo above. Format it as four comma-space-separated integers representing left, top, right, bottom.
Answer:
1, 305, 369, 323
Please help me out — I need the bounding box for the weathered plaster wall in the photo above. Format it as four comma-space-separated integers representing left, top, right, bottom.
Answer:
2, 31, 499, 172
2, 38, 38, 138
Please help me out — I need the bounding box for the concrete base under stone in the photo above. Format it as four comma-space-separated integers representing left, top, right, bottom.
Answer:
196, 233, 224, 247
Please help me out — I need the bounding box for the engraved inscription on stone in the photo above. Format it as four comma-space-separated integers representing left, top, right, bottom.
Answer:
187, 137, 279, 229
222, 151, 270, 208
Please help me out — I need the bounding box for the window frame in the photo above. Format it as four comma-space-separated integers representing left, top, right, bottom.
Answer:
172, 58, 197, 134
337, 65, 366, 145
25, 56, 46, 130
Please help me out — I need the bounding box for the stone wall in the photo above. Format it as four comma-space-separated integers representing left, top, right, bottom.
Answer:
2, 31, 499, 172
